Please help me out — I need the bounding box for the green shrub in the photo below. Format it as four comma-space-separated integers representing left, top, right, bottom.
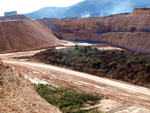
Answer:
75, 44, 79, 50
33, 45, 150, 87
33, 84, 101, 113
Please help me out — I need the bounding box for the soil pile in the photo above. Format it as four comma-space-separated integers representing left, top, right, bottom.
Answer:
0, 15, 61, 53
0, 66, 61, 113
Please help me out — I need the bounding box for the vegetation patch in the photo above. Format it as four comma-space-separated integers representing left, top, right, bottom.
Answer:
32, 84, 102, 113
33, 45, 150, 87
135, 8, 150, 10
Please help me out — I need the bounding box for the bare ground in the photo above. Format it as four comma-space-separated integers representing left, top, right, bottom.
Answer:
0, 46, 150, 113
0, 66, 61, 113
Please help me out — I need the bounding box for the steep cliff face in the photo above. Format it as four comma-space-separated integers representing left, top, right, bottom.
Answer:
40, 9, 150, 53
133, 9, 150, 15
0, 18, 61, 53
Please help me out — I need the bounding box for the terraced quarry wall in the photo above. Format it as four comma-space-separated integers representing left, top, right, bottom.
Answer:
40, 9, 150, 53
133, 9, 150, 15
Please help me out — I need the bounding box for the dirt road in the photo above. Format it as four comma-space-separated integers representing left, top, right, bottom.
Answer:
1, 47, 150, 112
2, 59, 150, 109
3, 60, 150, 96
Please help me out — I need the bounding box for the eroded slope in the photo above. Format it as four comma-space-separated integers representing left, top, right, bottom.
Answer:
0, 17, 61, 53
0, 66, 61, 113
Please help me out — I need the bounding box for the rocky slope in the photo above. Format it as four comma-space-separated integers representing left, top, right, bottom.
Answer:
0, 15, 61, 53
133, 9, 150, 15
40, 9, 150, 53
0, 66, 61, 113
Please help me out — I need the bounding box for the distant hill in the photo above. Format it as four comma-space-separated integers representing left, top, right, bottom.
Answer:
25, 0, 150, 19
25, 7, 70, 19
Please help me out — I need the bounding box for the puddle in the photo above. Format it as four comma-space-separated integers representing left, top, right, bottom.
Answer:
55, 47, 67, 49
94, 85, 105, 89
28, 71, 40, 75
29, 78, 48, 84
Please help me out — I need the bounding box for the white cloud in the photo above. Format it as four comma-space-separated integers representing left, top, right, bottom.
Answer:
0, 0, 84, 16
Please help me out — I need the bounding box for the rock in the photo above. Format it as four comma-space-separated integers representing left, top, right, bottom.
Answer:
133, 9, 150, 16
40, 9, 150, 53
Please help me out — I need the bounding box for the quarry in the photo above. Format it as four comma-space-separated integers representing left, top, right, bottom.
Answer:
0, 9, 150, 113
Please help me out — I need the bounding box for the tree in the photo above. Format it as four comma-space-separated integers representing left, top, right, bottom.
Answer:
68, 49, 72, 53
75, 44, 79, 50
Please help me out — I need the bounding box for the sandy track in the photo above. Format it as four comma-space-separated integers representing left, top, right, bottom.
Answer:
4, 60, 150, 96
3, 60, 150, 109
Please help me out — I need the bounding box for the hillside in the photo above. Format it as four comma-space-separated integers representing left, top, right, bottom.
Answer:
0, 66, 61, 113
40, 9, 150, 53
25, 0, 149, 19
25, 7, 70, 19
0, 15, 61, 53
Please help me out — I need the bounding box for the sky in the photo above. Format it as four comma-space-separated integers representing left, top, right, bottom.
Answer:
0, 0, 84, 16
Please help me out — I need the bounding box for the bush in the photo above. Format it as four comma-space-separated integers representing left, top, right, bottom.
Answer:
33, 45, 150, 87
75, 44, 79, 50
33, 84, 101, 113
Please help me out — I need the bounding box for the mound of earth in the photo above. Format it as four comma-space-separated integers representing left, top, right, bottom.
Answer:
0, 16, 61, 53
0, 66, 61, 113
